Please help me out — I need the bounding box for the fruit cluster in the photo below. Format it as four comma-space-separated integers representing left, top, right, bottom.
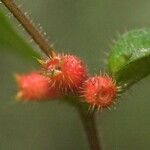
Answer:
15, 52, 117, 109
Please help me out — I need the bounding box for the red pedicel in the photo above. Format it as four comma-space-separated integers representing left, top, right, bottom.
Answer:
82, 75, 117, 108
15, 72, 58, 101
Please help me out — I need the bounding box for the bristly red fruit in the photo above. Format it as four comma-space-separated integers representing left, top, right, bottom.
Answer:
15, 72, 58, 101
40, 54, 87, 94
82, 75, 117, 109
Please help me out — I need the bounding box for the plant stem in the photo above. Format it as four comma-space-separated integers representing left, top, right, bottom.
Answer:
77, 107, 102, 150
1, 0, 55, 58
2, 1, 102, 149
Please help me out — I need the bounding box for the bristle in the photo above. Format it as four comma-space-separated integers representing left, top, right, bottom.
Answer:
14, 73, 20, 82
15, 91, 23, 100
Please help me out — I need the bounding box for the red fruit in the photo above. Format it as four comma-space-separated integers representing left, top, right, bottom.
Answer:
15, 72, 58, 101
41, 54, 87, 93
82, 75, 117, 108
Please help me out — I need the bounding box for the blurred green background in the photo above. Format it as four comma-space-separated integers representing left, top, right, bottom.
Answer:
0, 0, 150, 149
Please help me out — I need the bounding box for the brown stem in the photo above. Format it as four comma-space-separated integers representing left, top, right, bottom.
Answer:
1, 0, 55, 58
78, 107, 102, 150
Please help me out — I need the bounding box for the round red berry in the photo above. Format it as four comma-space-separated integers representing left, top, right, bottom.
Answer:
82, 75, 117, 108
15, 72, 58, 101
42, 54, 87, 94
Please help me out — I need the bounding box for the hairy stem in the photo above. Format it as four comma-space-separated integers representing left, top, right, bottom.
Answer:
1, 0, 55, 58
78, 107, 102, 150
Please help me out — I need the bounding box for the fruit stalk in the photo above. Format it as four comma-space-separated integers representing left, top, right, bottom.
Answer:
77, 106, 101, 150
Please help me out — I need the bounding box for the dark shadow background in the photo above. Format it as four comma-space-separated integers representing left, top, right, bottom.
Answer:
0, 0, 150, 149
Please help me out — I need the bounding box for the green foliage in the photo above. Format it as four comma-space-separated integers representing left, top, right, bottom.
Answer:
108, 29, 150, 88
0, 9, 40, 60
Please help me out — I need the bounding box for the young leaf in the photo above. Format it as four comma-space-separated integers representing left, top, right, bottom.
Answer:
0, 8, 40, 60
108, 29, 150, 88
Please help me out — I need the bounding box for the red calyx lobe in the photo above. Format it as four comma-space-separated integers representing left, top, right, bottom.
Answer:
15, 72, 57, 101
82, 75, 117, 108
42, 54, 87, 94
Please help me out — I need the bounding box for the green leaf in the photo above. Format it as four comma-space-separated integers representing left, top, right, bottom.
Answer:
108, 29, 150, 88
0, 8, 40, 60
